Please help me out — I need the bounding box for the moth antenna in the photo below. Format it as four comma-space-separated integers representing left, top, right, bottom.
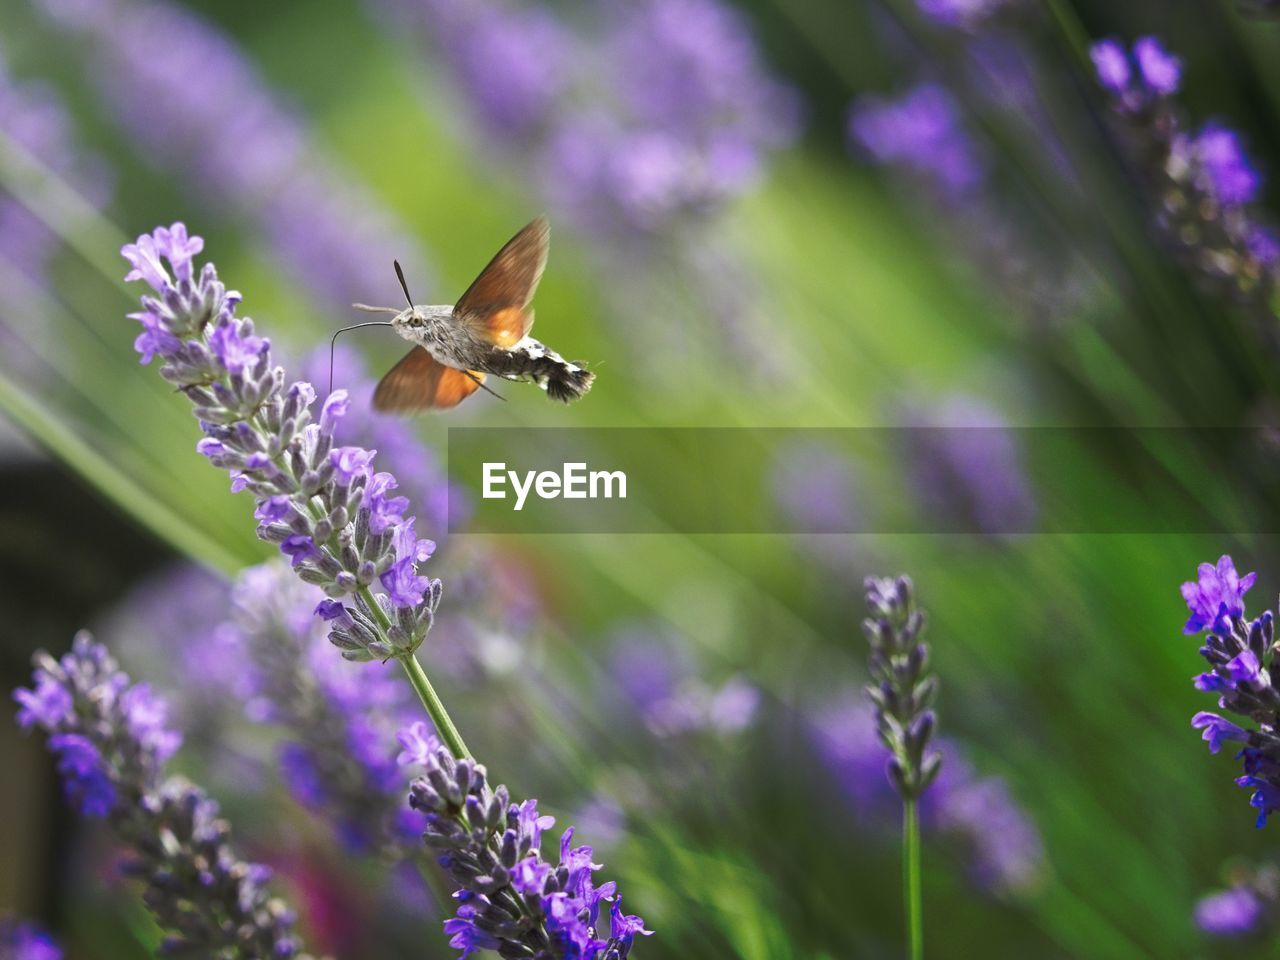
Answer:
394, 260, 413, 307
352, 303, 400, 315
328, 321, 396, 395
463, 370, 507, 402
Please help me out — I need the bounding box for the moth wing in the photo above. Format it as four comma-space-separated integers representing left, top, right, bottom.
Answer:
373, 346, 484, 412
454, 217, 548, 349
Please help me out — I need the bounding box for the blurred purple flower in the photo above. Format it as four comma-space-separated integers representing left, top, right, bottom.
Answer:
607, 625, 759, 738
36, 0, 430, 305
382, 0, 797, 239
770, 440, 861, 533
1094, 36, 1279, 310
0, 918, 62, 960
1196, 886, 1262, 936
850, 83, 984, 197
1091, 37, 1180, 100
809, 695, 1044, 896
1090, 41, 1131, 94
917, 0, 1008, 29
901, 394, 1037, 535
1133, 37, 1182, 95
226, 561, 429, 849
1193, 125, 1261, 206
0, 52, 112, 284
0, 51, 113, 373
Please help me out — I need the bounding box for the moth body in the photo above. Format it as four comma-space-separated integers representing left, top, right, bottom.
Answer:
390, 305, 593, 403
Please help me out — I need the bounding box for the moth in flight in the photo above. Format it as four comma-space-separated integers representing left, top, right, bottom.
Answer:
340, 217, 594, 411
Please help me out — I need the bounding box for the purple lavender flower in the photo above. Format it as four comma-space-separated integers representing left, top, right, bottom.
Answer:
850, 83, 984, 198
769, 440, 861, 533
1133, 37, 1182, 96
0, 918, 62, 960
403, 731, 650, 959
121, 223, 647, 954
37, 0, 430, 306
13, 635, 311, 957
607, 626, 760, 738
215, 561, 429, 851
1091, 37, 1181, 101
121, 222, 439, 666
1094, 36, 1279, 312
1179, 557, 1280, 826
298, 345, 459, 535
0, 50, 112, 367
901, 395, 1037, 535
1195, 862, 1279, 937
808, 697, 1044, 895
863, 576, 941, 799
1193, 125, 1261, 206
1196, 887, 1262, 936
382, 0, 797, 239
917, 0, 1008, 29
1090, 41, 1131, 95
1181, 555, 1257, 634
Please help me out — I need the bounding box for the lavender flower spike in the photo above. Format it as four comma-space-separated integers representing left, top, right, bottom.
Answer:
122, 224, 647, 954
1093, 37, 1280, 317
14, 634, 311, 958
401, 725, 650, 959
120, 222, 446, 702
1179, 556, 1280, 827
864, 576, 941, 799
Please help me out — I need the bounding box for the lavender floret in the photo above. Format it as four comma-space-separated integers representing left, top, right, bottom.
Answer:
14, 635, 311, 958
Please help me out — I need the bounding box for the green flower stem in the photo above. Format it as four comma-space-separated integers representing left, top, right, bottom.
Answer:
355, 585, 471, 760
903, 798, 923, 960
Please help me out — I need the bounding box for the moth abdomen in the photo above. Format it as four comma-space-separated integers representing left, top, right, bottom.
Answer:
485, 339, 594, 403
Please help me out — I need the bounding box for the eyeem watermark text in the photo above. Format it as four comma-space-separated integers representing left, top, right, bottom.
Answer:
482, 462, 627, 511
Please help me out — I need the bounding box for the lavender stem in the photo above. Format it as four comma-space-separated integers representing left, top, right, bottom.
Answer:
904, 797, 923, 960
398, 630, 472, 760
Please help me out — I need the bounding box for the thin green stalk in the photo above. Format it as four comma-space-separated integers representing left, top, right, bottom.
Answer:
354, 584, 471, 759
903, 798, 923, 960
399, 650, 472, 760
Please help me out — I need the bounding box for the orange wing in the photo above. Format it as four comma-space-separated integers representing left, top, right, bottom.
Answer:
373, 346, 484, 412
454, 217, 548, 348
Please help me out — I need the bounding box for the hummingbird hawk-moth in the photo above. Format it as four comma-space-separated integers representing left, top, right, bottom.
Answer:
342, 217, 594, 412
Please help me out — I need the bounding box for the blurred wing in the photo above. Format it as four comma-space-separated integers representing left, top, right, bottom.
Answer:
373, 346, 483, 412
454, 217, 549, 349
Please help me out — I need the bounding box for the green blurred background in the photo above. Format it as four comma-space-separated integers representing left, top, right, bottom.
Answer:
2, 0, 1280, 956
